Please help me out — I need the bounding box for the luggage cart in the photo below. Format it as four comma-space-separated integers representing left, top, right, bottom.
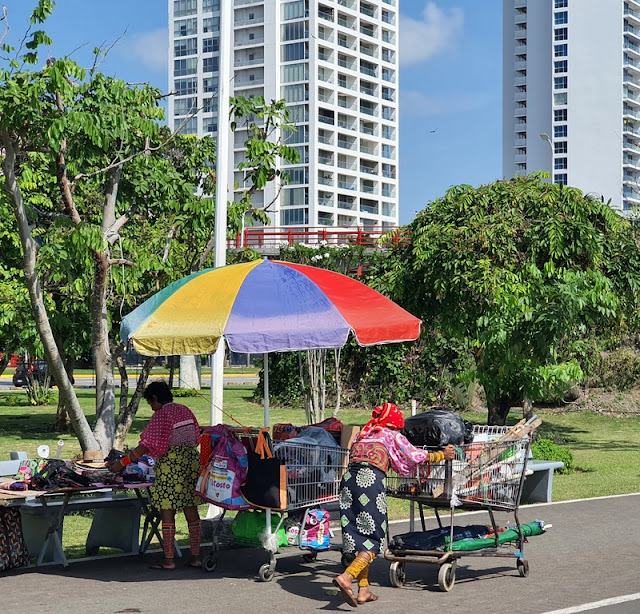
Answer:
202, 431, 349, 581
384, 422, 536, 592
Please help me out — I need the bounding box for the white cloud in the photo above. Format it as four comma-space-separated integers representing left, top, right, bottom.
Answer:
399, 2, 464, 67
119, 28, 168, 74
400, 89, 493, 119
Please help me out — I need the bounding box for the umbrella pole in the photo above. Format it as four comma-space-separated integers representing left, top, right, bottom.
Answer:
264, 352, 270, 428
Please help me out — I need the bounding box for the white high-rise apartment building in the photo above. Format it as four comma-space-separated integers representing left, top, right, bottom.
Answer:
502, 0, 640, 213
168, 0, 399, 232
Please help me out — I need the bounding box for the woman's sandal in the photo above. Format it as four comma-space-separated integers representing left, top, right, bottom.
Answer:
332, 577, 359, 607
149, 563, 176, 570
357, 593, 379, 604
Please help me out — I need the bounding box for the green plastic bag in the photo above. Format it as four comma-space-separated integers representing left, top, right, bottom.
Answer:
231, 509, 288, 548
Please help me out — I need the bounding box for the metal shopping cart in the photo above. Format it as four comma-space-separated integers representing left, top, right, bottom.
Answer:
202, 429, 349, 581
384, 418, 539, 592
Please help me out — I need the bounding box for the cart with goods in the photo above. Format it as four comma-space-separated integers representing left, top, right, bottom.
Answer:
385, 417, 548, 592
198, 426, 349, 581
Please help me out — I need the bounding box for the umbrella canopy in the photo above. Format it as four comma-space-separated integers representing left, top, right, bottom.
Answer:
120, 259, 421, 356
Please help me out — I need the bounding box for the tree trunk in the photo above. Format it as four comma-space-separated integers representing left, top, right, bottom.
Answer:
0, 352, 7, 378
523, 397, 534, 421
302, 349, 326, 424
332, 348, 342, 418
486, 393, 513, 426
114, 355, 156, 449
1, 134, 99, 452
179, 355, 201, 390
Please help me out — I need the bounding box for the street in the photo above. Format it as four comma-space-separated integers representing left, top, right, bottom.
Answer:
1, 494, 638, 614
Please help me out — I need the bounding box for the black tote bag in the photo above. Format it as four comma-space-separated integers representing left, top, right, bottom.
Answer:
241, 429, 288, 511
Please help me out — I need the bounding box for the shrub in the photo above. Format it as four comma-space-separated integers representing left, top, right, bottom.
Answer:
530, 438, 574, 474
172, 387, 200, 398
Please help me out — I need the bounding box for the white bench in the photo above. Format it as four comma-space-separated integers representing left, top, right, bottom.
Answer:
521, 459, 564, 503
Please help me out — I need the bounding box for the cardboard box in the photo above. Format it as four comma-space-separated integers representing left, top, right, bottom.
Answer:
340, 425, 360, 450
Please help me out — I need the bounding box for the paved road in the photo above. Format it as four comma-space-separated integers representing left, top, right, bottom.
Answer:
1, 494, 638, 614
0, 373, 259, 389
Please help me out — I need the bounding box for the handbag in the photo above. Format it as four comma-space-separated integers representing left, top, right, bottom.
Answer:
196, 425, 250, 510
240, 429, 288, 511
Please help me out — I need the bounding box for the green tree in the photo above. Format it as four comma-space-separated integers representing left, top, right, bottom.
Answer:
379, 175, 640, 424
0, 1, 298, 452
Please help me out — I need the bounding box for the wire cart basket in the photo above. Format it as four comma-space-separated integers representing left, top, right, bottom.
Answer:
202, 429, 349, 581
384, 419, 538, 592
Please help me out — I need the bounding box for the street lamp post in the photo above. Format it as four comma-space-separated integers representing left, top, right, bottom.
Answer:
540, 132, 554, 180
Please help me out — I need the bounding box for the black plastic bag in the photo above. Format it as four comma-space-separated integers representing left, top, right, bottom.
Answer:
402, 409, 472, 447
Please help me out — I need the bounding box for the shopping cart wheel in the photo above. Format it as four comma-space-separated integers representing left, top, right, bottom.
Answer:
341, 552, 356, 568
389, 561, 406, 588
258, 563, 275, 582
303, 552, 318, 563
517, 559, 530, 578
437, 562, 456, 592
202, 555, 218, 573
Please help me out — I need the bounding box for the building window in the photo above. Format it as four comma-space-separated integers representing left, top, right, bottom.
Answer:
281, 62, 308, 83
281, 21, 308, 41
555, 0, 568, 8
203, 17, 219, 33
554, 60, 568, 73
202, 0, 220, 10
174, 18, 197, 37
173, 0, 197, 18
203, 76, 219, 93
554, 92, 568, 105
175, 77, 197, 95
282, 0, 306, 21
554, 44, 568, 57
554, 108, 568, 122
203, 37, 219, 54
382, 106, 394, 120
382, 125, 394, 140
282, 83, 307, 103
282, 42, 307, 62
203, 56, 218, 73
203, 117, 217, 133
554, 141, 568, 154
554, 76, 568, 89
174, 58, 197, 76
280, 208, 308, 225
553, 173, 568, 185
554, 125, 568, 139
554, 11, 568, 25
174, 38, 197, 57
554, 28, 568, 41
554, 157, 568, 170
174, 97, 197, 116
203, 97, 218, 113
286, 167, 308, 185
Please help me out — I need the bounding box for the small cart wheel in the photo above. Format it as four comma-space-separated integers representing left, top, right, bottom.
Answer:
437, 563, 456, 592
303, 552, 318, 563
517, 559, 530, 578
389, 561, 406, 588
341, 552, 356, 568
202, 555, 217, 573
258, 563, 275, 582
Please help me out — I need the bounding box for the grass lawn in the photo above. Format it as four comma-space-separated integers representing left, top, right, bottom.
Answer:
2, 387, 639, 560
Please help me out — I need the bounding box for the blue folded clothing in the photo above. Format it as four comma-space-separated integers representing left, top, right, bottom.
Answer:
389, 525, 490, 551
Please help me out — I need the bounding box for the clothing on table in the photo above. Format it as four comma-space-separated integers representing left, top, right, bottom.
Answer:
340, 426, 436, 556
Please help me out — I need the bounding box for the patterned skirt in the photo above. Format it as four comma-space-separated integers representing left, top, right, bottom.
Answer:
151, 444, 202, 511
339, 462, 387, 554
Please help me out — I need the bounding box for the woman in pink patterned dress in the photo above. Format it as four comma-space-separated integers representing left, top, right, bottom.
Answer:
109, 381, 202, 570
333, 402, 454, 606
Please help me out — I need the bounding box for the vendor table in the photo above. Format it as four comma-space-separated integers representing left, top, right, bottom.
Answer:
1, 482, 175, 568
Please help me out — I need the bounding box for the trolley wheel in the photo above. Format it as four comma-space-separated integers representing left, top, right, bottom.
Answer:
258, 563, 275, 582
202, 555, 217, 573
389, 561, 406, 588
341, 552, 356, 568
437, 563, 456, 592
303, 552, 318, 563
517, 559, 530, 578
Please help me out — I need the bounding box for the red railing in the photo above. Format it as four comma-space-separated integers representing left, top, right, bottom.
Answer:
228, 226, 410, 249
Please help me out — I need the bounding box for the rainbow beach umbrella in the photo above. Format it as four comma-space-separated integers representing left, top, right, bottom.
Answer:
120, 259, 421, 423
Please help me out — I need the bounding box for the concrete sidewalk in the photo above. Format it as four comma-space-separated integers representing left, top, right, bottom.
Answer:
1, 493, 639, 614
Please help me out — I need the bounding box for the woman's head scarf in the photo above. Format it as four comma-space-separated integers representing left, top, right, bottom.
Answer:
361, 402, 404, 433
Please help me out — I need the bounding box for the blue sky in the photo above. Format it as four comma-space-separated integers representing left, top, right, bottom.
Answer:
4, 0, 502, 225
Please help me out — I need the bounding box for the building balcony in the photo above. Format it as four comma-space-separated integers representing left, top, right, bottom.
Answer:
234, 0, 264, 5
338, 0, 357, 9
234, 17, 264, 28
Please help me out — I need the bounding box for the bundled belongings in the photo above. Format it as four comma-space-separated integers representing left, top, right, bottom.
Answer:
402, 409, 474, 447
272, 417, 342, 444
389, 525, 493, 551
15, 458, 93, 490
